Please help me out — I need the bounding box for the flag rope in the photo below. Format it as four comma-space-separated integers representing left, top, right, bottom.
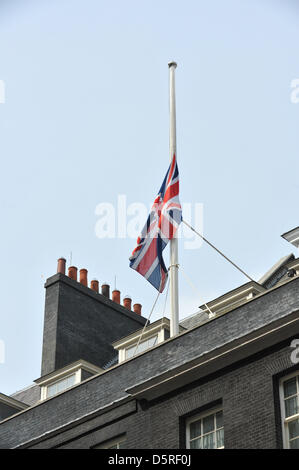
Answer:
132, 289, 161, 358
132, 275, 171, 359
182, 219, 254, 282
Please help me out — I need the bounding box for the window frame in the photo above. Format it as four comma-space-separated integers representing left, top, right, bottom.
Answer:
279, 370, 299, 449
40, 370, 81, 400
93, 435, 126, 449
125, 334, 159, 359
36, 360, 103, 401
46, 372, 77, 398
185, 406, 224, 449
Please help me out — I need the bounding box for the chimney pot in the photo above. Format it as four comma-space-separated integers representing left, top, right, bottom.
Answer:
68, 266, 78, 281
101, 283, 110, 298
79, 268, 88, 287
123, 295, 132, 310
90, 279, 99, 293
133, 303, 142, 315
57, 257, 66, 275
112, 289, 120, 304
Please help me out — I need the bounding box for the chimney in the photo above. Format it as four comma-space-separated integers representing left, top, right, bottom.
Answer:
90, 279, 99, 293
68, 266, 78, 281
101, 283, 110, 298
79, 269, 88, 287
123, 295, 132, 310
112, 289, 120, 304
57, 257, 66, 275
133, 303, 142, 316
41, 268, 147, 376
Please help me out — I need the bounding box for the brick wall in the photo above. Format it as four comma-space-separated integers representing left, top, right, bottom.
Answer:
27, 344, 298, 449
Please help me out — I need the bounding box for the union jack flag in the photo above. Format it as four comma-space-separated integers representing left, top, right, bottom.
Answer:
129, 154, 182, 292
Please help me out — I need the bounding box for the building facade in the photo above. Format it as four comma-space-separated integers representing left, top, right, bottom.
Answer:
1, 241, 299, 449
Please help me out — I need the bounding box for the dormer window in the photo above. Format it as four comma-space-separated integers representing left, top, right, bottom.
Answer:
113, 318, 185, 363
35, 360, 103, 401
125, 334, 158, 359
46, 373, 76, 398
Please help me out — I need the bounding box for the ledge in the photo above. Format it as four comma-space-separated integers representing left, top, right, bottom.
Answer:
126, 309, 299, 401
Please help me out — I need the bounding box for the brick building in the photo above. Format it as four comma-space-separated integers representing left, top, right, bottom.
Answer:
1, 228, 299, 449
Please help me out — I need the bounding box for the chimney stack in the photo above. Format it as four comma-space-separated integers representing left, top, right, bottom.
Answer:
123, 295, 132, 310
57, 257, 66, 275
42, 262, 147, 376
133, 303, 142, 316
112, 289, 120, 304
101, 283, 110, 298
68, 266, 78, 281
79, 269, 88, 287
90, 279, 99, 293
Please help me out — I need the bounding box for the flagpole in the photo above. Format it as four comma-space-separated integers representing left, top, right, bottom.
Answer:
168, 61, 179, 337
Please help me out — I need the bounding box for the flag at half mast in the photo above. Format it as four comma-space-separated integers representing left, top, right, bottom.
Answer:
129, 153, 182, 292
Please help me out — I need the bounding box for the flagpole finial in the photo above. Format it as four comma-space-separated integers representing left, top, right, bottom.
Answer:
168, 61, 177, 68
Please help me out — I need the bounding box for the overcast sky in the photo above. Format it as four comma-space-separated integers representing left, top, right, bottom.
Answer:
1, 0, 299, 395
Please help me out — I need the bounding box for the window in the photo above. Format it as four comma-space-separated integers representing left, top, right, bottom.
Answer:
47, 373, 76, 398
125, 335, 158, 359
36, 360, 103, 401
113, 319, 174, 363
186, 408, 224, 449
280, 372, 299, 449
94, 436, 126, 449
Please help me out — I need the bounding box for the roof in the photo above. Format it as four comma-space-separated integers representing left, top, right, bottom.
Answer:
112, 317, 185, 349
281, 226, 299, 248
34, 359, 103, 385
258, 254, 294, 286
0, 393, 29, 410
179, 310, 209, 329
11, 384, 40, 407
187, 256, 298, 323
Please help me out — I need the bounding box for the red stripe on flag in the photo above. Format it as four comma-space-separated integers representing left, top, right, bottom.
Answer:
136, 237, 158, 276
167, 154, 176, 186
163, 180, 179, 205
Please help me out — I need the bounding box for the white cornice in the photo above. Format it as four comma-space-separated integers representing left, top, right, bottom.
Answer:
199, 282, 265, 316
34, 360, 103, 386
0, 393, 28, 410
112, 318, 170, 350
282, 227, 299, 248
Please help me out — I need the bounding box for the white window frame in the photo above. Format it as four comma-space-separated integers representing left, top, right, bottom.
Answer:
36, 360, 103, 401
125, 334, 159, 359
279, 370, 299, 449
186, 406, 224, 449
113, 319, 174, 363
45, 372, 78, 399
94, 435, 126, 449
41, 370, 80, 400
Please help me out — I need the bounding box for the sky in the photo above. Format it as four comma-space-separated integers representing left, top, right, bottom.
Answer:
0, 0, 299, 395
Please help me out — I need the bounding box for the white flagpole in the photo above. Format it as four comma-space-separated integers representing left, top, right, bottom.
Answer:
168, 61, 179, 337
